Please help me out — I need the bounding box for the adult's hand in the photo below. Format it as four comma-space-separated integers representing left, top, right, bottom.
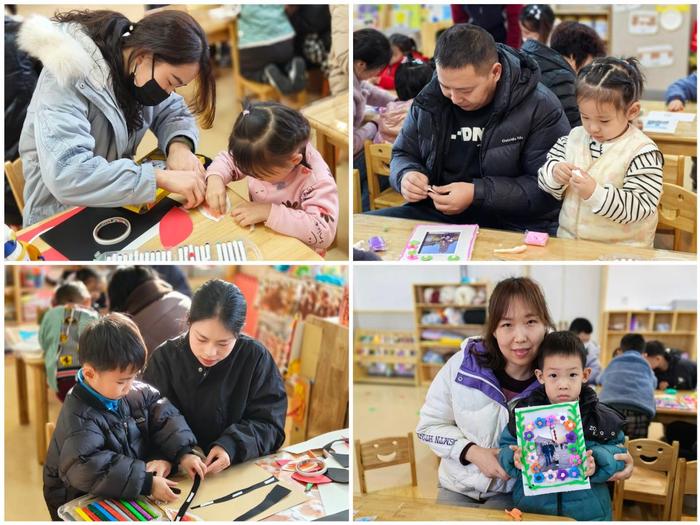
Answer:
146, 459, 172, 478
429, 182, 474, 215
205, 445, 231, 475
608, 451, 633, 482
465, 445, 510, 481
156, 169, 206, 209
180, 453, 208, 480
667, 99, 685, 112
167, 141, 206, 177
400, 171, 429, 202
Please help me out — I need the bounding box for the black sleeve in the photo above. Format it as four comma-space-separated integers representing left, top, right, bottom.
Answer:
143, 385, 197, 463
389, 103, 432, 194
212, 346, 287, 464
142, 344, 174, 401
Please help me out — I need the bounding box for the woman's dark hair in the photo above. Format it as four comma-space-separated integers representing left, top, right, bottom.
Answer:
477, 277, 555, 372
353, 28, 392, 70
395, 57, 435, 101
537, 331, 587, 370
189, 279, 247, 336
434, 24, 498, 74
576, 56, 645, 111
78, 312, 147, 372
550, 21, 607, 71
108, 265, 157, 313
228, 101, 310, 179
389, 33, 417, 55
519, 4, 555, 43
52, 9, 216, 133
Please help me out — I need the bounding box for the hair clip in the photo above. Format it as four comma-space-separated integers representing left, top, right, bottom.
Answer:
122, 24, 134, 37
242, 109, 250, 116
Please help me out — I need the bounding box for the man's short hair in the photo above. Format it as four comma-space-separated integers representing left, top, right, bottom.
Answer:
644, 340, 668, 360
569, 317, 593, 334
78, 313, 147, 372
434, 24, 498, 74
620, 333, 646, 353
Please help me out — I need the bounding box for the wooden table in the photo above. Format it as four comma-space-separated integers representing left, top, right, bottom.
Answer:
640, 100, 697, 158
14, 351, 49, 465
354, 214, 696, 261
353, 493, 572, 521
301, 92, 349, 178
654, 390, 697, 426
16, 186, 322, 261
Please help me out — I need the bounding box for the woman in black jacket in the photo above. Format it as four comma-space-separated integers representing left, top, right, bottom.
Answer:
142, 279, 287, 474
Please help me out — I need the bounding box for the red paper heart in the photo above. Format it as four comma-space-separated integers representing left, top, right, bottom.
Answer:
159, 207, 193, 248
291, 472, 332, 485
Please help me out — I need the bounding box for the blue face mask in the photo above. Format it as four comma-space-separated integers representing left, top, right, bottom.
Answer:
129, 58, 170, 106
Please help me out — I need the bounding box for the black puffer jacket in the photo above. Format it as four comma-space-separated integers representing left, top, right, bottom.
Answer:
522, 39, 580, 127
142, 333, 287, 465
390, 44, 570, 234
44, 381, 197, 520
508, 385, 626, 443
655, 351, 697, 390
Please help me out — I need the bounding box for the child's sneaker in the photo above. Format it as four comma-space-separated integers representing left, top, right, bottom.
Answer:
288, 57, 307, 93
264, 64, 293, 94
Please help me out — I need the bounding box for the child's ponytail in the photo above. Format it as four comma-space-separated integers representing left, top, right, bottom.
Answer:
576, 56, 646, 110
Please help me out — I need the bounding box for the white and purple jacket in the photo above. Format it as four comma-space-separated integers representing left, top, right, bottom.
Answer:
416, 337, 539, 500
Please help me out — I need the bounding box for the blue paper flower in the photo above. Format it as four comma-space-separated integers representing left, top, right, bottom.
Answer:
566, 431, 577, 443
535, 417, 547, 428
533, 473, 545, 483
557, 469, 568, 481
524, 431, 534, 441
546, 472, 556, 481
569, 467, 580, 479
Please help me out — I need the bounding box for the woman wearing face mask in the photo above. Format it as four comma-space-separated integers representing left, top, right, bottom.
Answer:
142, 279, 287, 476
17, 9, 216, 227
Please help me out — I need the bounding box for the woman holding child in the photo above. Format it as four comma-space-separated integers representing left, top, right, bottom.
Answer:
18, 9, 216, 226
143, 279, 287, 475
416, 277, 633, 513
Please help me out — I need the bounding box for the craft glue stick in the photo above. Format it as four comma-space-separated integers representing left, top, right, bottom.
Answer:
194, 244, 202, 261
228, 241, 237, 261
74, 507, 93, 521
204, 242, 211, 261
232, 240, 242, 261
238, 240, 247, 261
216, 242, 223, 260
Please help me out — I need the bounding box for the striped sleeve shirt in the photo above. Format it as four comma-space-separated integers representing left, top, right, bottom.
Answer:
537, 134, 664, 224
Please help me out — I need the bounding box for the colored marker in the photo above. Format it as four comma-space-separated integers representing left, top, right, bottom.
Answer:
120, 500, 146, 521
94, 501, 122, 521
82, 507, 101, 521
103, 500, 131, 521
113, 500, 138, 520
87, 503, 111, 521
130, 500, 152, 521
136, 500, 159, 519
305, 482, 313, 493
74, 507, 92, 521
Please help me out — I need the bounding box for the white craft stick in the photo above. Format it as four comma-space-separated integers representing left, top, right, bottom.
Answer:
238, 240, 247, 261
205, 243, 211, 261
227, 241, 236, 261
178, 246, 184, 261
167, 250, 172, 261
216, 242, 223, 261
231, 240, 241, 261
188, 245, 195, 261
194, 244, 202, 261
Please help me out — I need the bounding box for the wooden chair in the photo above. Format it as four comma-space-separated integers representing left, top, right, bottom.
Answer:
657, 182, 697, 252
363, 141, 404, 210
4, 158, 24, 215
670, 458, 697, 521
355, 432, 417, 494
45, 422, 55, 453
663, 154, 687, 185
420, 20, 452, 57
353, 169, 362, 213
612, 438, 680, 520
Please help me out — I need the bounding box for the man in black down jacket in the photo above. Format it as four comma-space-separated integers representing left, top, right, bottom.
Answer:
44, 314, 204, 520
372, 24, 570, 234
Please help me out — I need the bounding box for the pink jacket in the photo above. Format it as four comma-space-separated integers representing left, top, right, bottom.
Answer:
374, 99, 413, 144
206, 142, 339, 250
353, 71, 396, 155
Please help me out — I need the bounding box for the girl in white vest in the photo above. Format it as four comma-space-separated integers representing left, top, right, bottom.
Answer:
538, 57, 663, 247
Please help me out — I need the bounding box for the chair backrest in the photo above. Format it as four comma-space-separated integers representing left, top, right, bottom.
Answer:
663, 155, 686, 185
420, 20, 452, 57
354, 432, 417, 494
229, 17, 242, 79
45, 421, 55, 453
657, 182, 697, 251
4, 158, 25, 214
353, 169, 362, 213
670, 459, 698, 520
627, 438, 680, 474
364, 141, 392, 178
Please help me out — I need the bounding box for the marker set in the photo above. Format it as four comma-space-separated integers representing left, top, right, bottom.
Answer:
60, 496, 163, 521
100, 240, 254, 262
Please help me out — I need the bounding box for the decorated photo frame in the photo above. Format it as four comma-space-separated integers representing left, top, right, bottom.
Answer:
515, 401, 590, 496
399, 224, 478, 262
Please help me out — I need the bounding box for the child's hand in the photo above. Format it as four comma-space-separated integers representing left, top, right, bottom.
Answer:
552, 162, 576, 185
583, 449, 596, 477
231, 202, 272, 227
667, 99, 685, 112
205, 445, 231, 475
205, 174, 228, 215
569, 169, 597, 200
151, 476, 179, 503
180, 453, 207, 480
400, 171, 429, 202
146, 459, 172, 478
659, 380, 669, 390
509, 445, 524, 470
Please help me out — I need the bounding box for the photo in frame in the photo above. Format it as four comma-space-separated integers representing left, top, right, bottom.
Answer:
515, 401, 591, 496
399, 224, 478, 261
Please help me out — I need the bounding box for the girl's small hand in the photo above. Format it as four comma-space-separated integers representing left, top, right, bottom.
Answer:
569, 169, 597, 200
167, 142, 206, 177
552, 162, 575, 186
509, 445, 524, 470
205, 175, 228, 215
583, 449, 596, 477
146, 459, 172, 478
151, 476, 179, 503
231, 202, 272, 227
180, 453, 207, 480
667, 99, 685, 112
204, 445, 231, 475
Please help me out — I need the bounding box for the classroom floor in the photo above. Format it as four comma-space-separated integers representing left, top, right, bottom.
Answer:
353, 382, 668, 520
135, 68, 349, 261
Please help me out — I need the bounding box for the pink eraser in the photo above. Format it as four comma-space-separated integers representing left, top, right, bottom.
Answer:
524, 231, 549, 246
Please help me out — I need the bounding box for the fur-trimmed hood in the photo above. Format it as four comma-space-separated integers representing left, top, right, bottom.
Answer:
18, 15, 111, 89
